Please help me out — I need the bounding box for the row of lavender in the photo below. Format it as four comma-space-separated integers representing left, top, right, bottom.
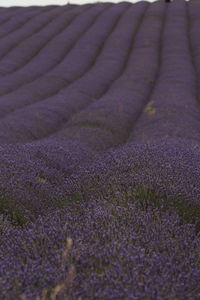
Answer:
0, 0, 199, 222
1, 190, 200, 299
0, 0, 200, 298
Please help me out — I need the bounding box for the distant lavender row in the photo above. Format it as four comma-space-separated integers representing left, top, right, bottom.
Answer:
0, 5, 74, 75
0, 3, 120, 119
0, 6, 61, 62
0, 4, 89, 79
0, 1, 144, 144
0, 6, 43, 39
48, 0, 163, 150
128, 0, 200, 143
0, 6, 26, 27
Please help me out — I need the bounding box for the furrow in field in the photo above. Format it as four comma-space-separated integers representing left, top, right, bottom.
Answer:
0, 6, 23, 26
0, 7, 45, 39
39, 0, 164, 151
127, 0, 200, 144
0, 6, 34, 32
0, 6, 62, 62
0, 5, 79, 77
0, 3, 127, 119
0, 2, 142, 144
0, 4, 100, 92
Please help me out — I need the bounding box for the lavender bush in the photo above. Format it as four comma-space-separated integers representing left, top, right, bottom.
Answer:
0, 0, 199, 299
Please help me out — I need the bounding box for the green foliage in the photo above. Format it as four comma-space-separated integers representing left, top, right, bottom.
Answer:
92, 257, 111, 275
131, 184, 200, 234
104, 182, 200, 234
133, 184, 162, 210
37, 177, 46, 183
83, 257, 111, 277
57, 190, 84, 210
0, 193, 26, 227
165, 194, 200, 233
143, 100, 156, 115
9, 209, 26, 227
0, 193, 8, 215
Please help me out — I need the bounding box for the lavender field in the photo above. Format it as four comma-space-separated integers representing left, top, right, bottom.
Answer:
0, 0, 200, 298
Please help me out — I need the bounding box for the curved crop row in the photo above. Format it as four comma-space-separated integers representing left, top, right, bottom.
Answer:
0, 6, 61, 62
0, 3, 120, 118
0, 5, 74, 76
0, 7, 42, 39
0, 4, 93, 90
45, 0, 163, 150
0, 6, 23, 26
0, 1, 144, 144
128, 0, 200, 144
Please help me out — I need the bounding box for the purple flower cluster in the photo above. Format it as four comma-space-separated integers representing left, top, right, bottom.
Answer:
0, 193, 200, 299
0, 0, 199, 298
